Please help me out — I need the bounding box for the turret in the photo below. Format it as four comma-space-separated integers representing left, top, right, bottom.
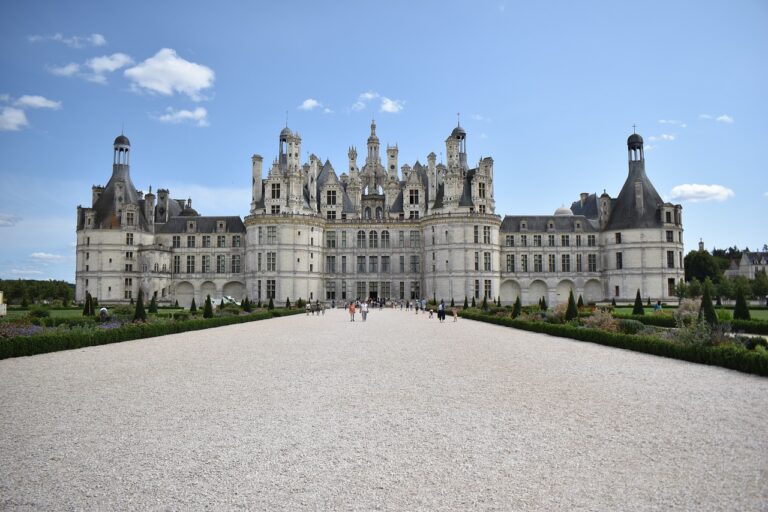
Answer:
92, 185, 105, 207
144, 186, 155, 226
427, 152, 437, 208
366, 119, 380, 165
251, 154, 263, 212
387, 144, 398, 180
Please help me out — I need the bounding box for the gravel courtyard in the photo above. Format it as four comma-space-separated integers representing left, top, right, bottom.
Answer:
1, 308, 767, 511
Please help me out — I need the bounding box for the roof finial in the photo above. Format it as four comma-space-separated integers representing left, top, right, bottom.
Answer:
457, 112, 461, 127
285, 110, 288, 128
632, 123, 636, 134
121, 122, 124, 135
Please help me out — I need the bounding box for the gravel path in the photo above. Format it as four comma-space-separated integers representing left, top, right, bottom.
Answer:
1, 308, 767, 511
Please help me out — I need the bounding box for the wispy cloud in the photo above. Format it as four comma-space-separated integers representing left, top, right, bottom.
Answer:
30, 252, 64, 261
380, 97, 404, 113
670, 184, 735, 203
14, 95, 61, 109
352, 91, 380, 111
157, 107, 209, 127
48, 53, 134, 84
28, 33, 106, 48
0, 213, 22, 226
125, 48, 214, 101
700, 113, 734, 124
658, 119, 686, 128
298, 98, 322, 111
471, 114, 492, 122
648, 134, 675, 142
0, 107, 29, 131
48, 62, 80, 77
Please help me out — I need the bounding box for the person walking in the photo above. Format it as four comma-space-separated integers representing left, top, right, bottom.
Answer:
349, 302, 356, 322
361, 301, 368, 322
438, 300, 445, 323
452, 306, 458, 322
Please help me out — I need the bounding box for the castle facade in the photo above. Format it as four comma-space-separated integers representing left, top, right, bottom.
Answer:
75, 122, 685, 306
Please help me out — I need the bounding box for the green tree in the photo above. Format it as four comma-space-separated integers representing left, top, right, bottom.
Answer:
450, 298, 455, 307
190, 298, 197, 313
716, 278, 734, 301
565, 290, 578, 321
687, 278, 702, 298
203, 295, 214, 318
684, 249, 722, 283
540, 297, 547, 310
286, 297, 291, 309
481, 295, 488, 311
611, 297, 616, 307
463, 296, 469, 309
174, 300, 179, 307
82, 292, 92, 316
733, 276, 752, 299
577, 294, 584, 308
512, 296, 522, 318
133, 289, 147, 322
148, 295, 158, 314
471, 297, 476, 308
268, 297, 274, 310
733, 286, 750, 320
675, 280, 688, 299
220, 298, 225, 309
698, 284, 717, 326
752, 270, 768, 302
632, 289, 645, 316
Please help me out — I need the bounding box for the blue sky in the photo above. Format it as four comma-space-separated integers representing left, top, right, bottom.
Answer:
1, 0, 766, 282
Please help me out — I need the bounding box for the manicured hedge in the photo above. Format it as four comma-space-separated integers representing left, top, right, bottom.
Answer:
0, 309, 302, 360
612, 313, 768, 334
613, 314, 676, 328
731, 319, 768, 335
460, 311, 768, 377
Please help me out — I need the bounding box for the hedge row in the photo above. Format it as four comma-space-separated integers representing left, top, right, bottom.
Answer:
612, 313, 768, 334
0, 309, 302, 360
460, 311, 768, 377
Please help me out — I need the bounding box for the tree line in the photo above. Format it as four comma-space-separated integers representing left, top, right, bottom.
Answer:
0, 279, 75, 306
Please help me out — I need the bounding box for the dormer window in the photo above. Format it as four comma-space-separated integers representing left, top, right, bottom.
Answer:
520, 221, 527, 230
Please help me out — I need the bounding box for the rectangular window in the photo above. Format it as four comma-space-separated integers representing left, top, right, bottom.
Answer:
266, 279, 275, 299
521, 254, 528, 272
410, 255, 420, 273
410, 231, 420, 248
326, 255, 336, 273
326, 210, 336, 220
668, 278, 676, 296
484, 252, 491, 271
616, 252, 623, 270
484, 279, 492, 299
357, 256, 366, 273
357, 281, 366, 299
521, 235, 528, 247
172, 235, 180, 248
125, 251, 132, 260
217, 255, 226, 273
666, 230, 674, 243
326, 280, 336, 300
341, 255, 347, 273
257, 253, 262, 271
667, 250, 675, 269
186, 255, 195, 273
399, 281, 405, 300
382, 256, 390, 273
381, 282, 390, 299
267, 252, 276, 271
173, 255, 180, 273
409, 189, 419, 205
187, 235, 195, 248
399, 255, 405, 273
562, 254, 571, 272
505, 235, 514, 247
588, 254, 597, 272
257, 227, 263, 245
615, 233, 622, 244
533, 235, 542, 247
561, 235, 570, 247
271, 183, 280, 199
576, 235, 582, 247
474, 280, 480, 299
478, 182, 486, 199
341, 281, 347, 300
233, 235, 242, 247
327, 190, 337, 205
267, 226, 277, 244
478, 205, 486, 214
326, 231, 336, 248
474, 226, 479, 243
217, 235, 226, 248
587, 235, 596, 247
483, 226, 491, 244
202, 255, 211, 273
411, 281, 420, 299
474, 252, 479, 271
381, 231, 390, 248
126, 212, 134, 226
506, 254, 515, 272
341, 231, 347, 248
124, 264, 133, 272
576, 254, 582, 272
270, 204, 280, 215
548, 234, 555, 247
202, 235, 211, 248
548, 254, 556, 272
615, 285, 620, 297
665, 211, 672, 223
369, 256, 378, 273
231, 255, 241, 273
126, 233, 134, 246
534, 254, 543, 272
369, 281, 378, 297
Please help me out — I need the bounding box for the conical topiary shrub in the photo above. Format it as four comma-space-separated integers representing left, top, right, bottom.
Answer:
82, 292, 92, 316
203, 295, 213, 318
268, 297, 274, 310
471, 297, 476, 308
286, 297, 291, 309
133, 289, 146, 322
698, 284, 718, 326
565, 290, 578, 321
540, 297, 547, 311
450, 298, 455, 307
512, 296, 522, 318
577, 294, 584, 308
149, 295, 158, 314
463, 296, 468, 309
190, 298, 197, 313
733, 286, 750, 321
632, 289, 645, 316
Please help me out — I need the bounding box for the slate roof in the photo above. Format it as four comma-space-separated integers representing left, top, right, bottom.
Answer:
155, 216, 246, 234
500, 215, 598, 233
604, 162, 665, 231
569, 193, 599, 219
92, 166, 150, 230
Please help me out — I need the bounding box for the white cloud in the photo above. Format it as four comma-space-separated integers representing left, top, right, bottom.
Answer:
28, 33, 107, 48
380, 97, 404, 113
157, 107, 209, 127
471, 114, 492, 122
716, 114, 734, 124
14, 95, 61, 109
30, 252, 64, 261
124, 48, 214, 101
699, 114, 713, 120
0, 107, 29, 131
298, 98, 322, 111
84, 53, 134, 83
9, 269, 43, 276
352, 90, 380, 111
323, 107, 333, 114
658, 119, 686, 128
647, 134, 675, 142
48, 62, 81, 77
0, 213, 22, 227
670, 184, 735, 203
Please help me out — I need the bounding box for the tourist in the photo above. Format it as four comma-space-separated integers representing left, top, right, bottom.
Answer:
306, 303, 311, 316
361, 301, 368, 321
349, 302, 356, 322
438, 300, 445, 323
452, 307, 458, 322
654, 300, 662, 312
428, 309, 434, 319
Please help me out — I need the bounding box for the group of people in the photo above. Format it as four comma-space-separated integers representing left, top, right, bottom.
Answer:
399, 298, 458, 323
347, 300, 370, 322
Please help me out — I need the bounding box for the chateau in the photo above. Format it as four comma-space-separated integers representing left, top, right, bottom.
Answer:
75, 122, 685, 306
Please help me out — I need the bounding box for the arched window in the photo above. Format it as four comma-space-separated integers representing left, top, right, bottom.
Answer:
375, 207, 382, 220
364, 207, 371, 219
381, 230, 390, 248
357, 230, 366, 248
369, 230, 378, 248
